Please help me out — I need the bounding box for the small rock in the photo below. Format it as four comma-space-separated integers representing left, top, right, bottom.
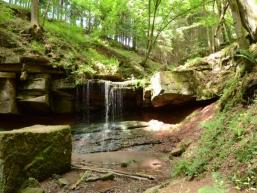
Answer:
169, 140, 192, 158
170, 147, 184, 157
57, 177, 69, 186
20, 188, 44, 193
121, 159, 136, 168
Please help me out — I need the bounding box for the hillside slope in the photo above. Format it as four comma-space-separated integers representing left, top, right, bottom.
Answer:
0, 1, 162, 83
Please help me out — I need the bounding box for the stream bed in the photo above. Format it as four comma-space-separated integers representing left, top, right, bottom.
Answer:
41, 120, 175, 193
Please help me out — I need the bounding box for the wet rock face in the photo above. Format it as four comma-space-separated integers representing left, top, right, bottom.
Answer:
151, 71, 196, 107
0, 72, 17, 114
72, 121, 172, 153
0, 125, 72, 193
75, 80, 143, 112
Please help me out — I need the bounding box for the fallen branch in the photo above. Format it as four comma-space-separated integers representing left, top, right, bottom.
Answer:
86, 173, 114, 182
71, 164, 155, 181
70, 171, 91, 190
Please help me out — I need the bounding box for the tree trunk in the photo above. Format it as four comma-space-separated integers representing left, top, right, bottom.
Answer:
31, 0, 40, 27
236, 0, 257, 42
229, 0, 249, 48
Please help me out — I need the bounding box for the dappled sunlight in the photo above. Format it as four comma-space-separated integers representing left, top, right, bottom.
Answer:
1, 0, 257, 192
146, 119, 176, 132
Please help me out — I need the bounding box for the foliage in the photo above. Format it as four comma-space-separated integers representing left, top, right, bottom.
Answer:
198, 173, 228, 193
31, 40, 45, 54
219, 77, 243, 111
172, 101, 257, 190
172, 113, 227, 177
219, 71, 257, 111
4, 0, 237, 66
235, 49, 257, 64
44, 21, 89, 46
0, 2, 13, 24
231, 169, 257, 191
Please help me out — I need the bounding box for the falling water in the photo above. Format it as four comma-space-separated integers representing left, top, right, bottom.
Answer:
86, 80, 91, 123
104, 81, 111, 124
77, 80, 125, 124
76, 79, 126, 152
110, 83, 124, 122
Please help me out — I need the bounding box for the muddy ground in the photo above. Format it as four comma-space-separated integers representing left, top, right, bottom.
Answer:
40, 103, 226, 193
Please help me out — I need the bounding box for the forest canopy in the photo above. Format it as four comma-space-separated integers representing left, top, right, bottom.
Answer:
3, 0, 257, 66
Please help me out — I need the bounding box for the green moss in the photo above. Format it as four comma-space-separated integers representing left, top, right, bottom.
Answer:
185, 57, 205, 67
0, 125, 72, 193
219, 72, 257, 111
31, 41, 45, 55
0, 2, 14, 24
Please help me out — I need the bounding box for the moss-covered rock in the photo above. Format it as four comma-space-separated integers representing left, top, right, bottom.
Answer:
151, 71, 196, 107
0, 125, 72, 193
18, 178, 44, 193
150, 45, 242, 107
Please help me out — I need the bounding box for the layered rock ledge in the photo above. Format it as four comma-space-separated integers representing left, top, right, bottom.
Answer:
150, 45, 247, 107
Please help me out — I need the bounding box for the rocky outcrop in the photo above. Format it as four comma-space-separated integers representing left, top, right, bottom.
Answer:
0, 53, 144, 114
17, 74, 51, 113
51, 78, 76, 113
0, 55, 75, 114
0, 72, 17, 113
76, 80, 143, 113
150, 45, 241, 107
0, 125, 71, 193
151, 71, 196, 107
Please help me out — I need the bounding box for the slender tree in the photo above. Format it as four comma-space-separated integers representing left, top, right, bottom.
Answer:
31, 0, 40, 26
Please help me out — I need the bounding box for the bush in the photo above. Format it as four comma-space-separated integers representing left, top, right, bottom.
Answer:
0, 3, 13, 24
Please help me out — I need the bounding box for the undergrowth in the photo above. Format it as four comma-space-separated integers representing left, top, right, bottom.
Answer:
0, 2, 13, 24
197, 173, 228, 193
172, 100, 257, 191
0, 1, 161, 81
44, 21, 90, 46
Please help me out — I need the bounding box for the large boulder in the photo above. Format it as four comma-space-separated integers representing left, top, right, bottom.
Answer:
151, 71, 196, 107
0, 125, 72, 193
150, 45, 240, 107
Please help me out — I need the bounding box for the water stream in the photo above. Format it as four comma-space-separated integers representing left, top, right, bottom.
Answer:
77, 80, 126, 151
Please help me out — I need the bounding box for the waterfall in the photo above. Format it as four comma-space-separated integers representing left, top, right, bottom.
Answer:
77, 80, 124, 124
86, 80, 91, 123
75, 79, 126, 152
104, 81, 111, 123
110, 83, 124, 122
